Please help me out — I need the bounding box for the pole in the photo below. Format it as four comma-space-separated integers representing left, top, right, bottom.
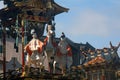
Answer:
2, 23, 6, 79
21, 19, 25, 71
102, 69, 105, 80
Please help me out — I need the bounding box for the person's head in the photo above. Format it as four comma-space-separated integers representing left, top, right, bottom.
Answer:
47, 24, 55, 37
32, 33, 37, 38
47, 25, 52, 31
62, 32, 64, 35
50, 56, 54, 60
31, 29, 37, 38
60, 32, 65, 40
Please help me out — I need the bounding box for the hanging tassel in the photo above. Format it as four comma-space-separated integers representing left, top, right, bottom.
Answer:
0, 29, 2, 38
15, 32, 19, 52
14, 42, 16, 49
16, 46, 18, 52
0, 45, 2, 53
24, 19, 27, 45
24, 36, 27, 45
0, 29, 2, 53
15, 15, 19, 52
15, 35, 19, 52
13, 33, 18, 51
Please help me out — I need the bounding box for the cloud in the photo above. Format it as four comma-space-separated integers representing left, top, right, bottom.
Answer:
58, 8, 120, 38
55, 0, 120, 41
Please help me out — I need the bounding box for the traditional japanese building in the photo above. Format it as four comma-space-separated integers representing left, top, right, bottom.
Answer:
81, 43, 120, 80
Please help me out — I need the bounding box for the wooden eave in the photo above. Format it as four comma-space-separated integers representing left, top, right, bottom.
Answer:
13, 1, 43, 12
14, 1, 69, 15
53, 2, 69, 15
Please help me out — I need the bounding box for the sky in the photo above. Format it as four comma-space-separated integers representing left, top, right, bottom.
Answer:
0, 1, 120, 52
54, 0, 120, 50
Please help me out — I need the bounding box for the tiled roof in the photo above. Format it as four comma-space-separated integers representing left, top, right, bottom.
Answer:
84, 56, 105, 67
83, 46, 120, 67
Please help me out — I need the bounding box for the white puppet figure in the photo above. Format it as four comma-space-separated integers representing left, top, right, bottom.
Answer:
43, 24, 58, 73
56, 33, 73, 74
44, 24, 57, 61
24, 29, 49, 71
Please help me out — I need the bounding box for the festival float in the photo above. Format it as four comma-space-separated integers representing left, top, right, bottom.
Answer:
0, 0, 120, 80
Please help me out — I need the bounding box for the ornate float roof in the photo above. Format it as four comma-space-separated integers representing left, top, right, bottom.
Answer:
0, 0, 69, 23
14, 0, 69, 15
0, 0, 69, 39
52, 2, 69, 15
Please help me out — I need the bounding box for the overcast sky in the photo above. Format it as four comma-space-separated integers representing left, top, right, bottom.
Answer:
0, 1, 120, 53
